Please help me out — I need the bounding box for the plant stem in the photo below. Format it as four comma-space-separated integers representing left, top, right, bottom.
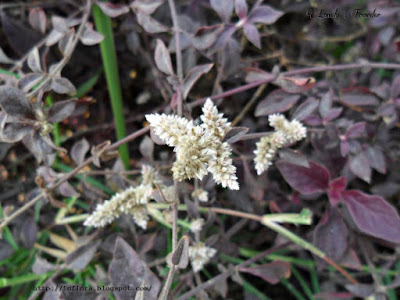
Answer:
92, 4, 130, 169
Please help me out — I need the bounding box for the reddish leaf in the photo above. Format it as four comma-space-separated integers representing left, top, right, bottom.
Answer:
109, 237, 161, 300
247, 5, 284, 24
97, 2, 129, 18
313, 208, 348, 263
345, 122, 366, 139
191, 25, 223, 50
275, 76, 316, 93
340, 140, 350, 157
29, 8, 46, 34
182, 64, 213, 99
235, 0, 248, 19
313, 292, 353, 300
243, 23, 260, 48
239, 261, 290, 284
328, 177, 347, 206
349, 151, 371, 183
276, 160, 330, 194
245, 67, 275, 83
154, 39, 174, 75
254, 90, 300, 116
342, 190, 400, 243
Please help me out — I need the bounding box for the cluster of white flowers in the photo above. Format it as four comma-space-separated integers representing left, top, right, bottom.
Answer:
189, 218, 205, 233
146, 98, 239, 190
188, 242, 217, 272
84, 165, 162, 229
191, 188, 209, 202
254, 114, 307, 175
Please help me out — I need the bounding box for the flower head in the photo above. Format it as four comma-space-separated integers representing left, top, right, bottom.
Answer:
190, 218, 205, 233
192, 188, 209, 202
189, 242, 217, 272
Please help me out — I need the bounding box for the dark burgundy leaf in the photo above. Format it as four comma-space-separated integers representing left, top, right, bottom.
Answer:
276, 160, 330, 194
276, 76, 316, 94
136, 12, 168, 33
154, 39, 174, 75
328, 177, 347, 206
66, 240, 101, 270
71, 138, 90, 165
1, 123, 31, 143
349, 151, 371, 183
80, 27, 104, 46
182, 64, 213, 99
191, 25, 224, 50
32, 255, 58, 274
245, 67, 275, 83
342, 190, 400, 243
339, 248, 362, 271
243, 23, 261, 48
345, 122, 366, 139
247, 5, 284, 24
96, 2, 129, 18
341, 89, 380, 106
235, 0, 248, 19
366, 145, 386, 174
109, 237, 160, 300
292, 98, 319, 121
239, 261, 290, 284
278, 148, 309, 168
0, 86, 33, 118
223, 127, 248, 144
313, 208, 348, 262
345, 284, 374, 298
47, 99, 77, 123
18, 73, 44, 93
51, 78, 76, 95
130, 0, 164, 15
254, 90, 300, 116
210, 0, 234, 22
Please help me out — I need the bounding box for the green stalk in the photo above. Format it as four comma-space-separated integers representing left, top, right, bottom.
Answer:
92, 4, 130, 169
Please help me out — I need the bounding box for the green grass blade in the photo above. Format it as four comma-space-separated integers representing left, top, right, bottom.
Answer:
280, 278, 307, 300
92, 4, 130, 169
291, 265, 315, 300
76, 68, 103, 98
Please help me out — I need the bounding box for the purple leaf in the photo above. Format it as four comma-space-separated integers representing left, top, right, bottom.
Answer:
254, 90, 300, 116
51, 78, 76, 95
243, 23, 261, 48
18, 73, 44, 93
235, 0, 248, 19
96, 2, 129, 18
130, 0, 164, 15
313, 292, 353, 300
366, 145, 386, 174
278, 148, 310, 168
66, 240, 101, 270
0, 240, 14, 261
349, 151, 371, 183
340, 140, 350, 157
0, 122, 31, 143
276, 160, 330, 194
391, 74, 400, 99
47, 99, 77, 123
109, 237, 161, 300
0, 86, 33, 119
210, 0, 234, 23
27, 47, 41, 73
345, 284, 374, 298
323, 107, 342, 123
136, 12, 168, 33
223, 127, 248, 144
0, 46, 13, 64
58, 182, 79, 197
182, 63, 213, 99
29, 8, 46, 34
245, 67, 275, 83
345, 122, 366, 139
154, 39, 174, 75
20, 216, 38, 248
191, 25, 224, 50
247, 5, 284, 24
80, 27, 104, 46
275, 75, 316, 94
46, 29, 65, 46
32, 255, 58, 274
139, 135, 154, 160
313, 208, 348, 262
292, 98, 319, 121
342, 190, 400, 243
328, 177, 347, 206
239, 261, 290, 284
319, 92, 332, 117
341, 89, 380, 106
51, 16, 69, 33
